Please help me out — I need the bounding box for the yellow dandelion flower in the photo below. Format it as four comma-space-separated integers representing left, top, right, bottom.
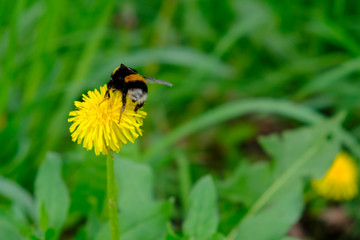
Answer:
312, 152, 358, 201
68, 84, 147, 155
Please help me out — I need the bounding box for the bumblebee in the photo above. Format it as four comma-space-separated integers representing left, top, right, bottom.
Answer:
104, 64, 172, 118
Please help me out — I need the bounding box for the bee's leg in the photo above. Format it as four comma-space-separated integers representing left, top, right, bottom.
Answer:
100, 89, 111, 105
106, 89, 111, 98
119, 91, 127, 123
134, 102, 144, 113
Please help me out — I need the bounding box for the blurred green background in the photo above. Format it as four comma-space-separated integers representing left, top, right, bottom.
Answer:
1, 0, 360, 239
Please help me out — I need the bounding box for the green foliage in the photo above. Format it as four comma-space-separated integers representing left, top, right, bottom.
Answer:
93, 157, 172, 240
0, 217, 24, 240
1, 0, 360, 239
35, 153, 69, 236
183, 175, 218, 240
226, 119, 340, 240
0, 177, 35, 221
232, 182, 303, 240
115, 157, 172, 239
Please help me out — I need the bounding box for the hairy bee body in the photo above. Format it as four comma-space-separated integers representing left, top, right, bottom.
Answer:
105, 64, 171, 115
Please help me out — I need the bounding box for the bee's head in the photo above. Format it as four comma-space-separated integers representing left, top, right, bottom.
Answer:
120, 64, 138, 75
107, 76, 114, 89
109, 64, 140, 89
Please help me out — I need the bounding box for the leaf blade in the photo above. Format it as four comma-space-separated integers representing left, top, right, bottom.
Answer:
34, 152, 69, 233
183, 175, 219, 240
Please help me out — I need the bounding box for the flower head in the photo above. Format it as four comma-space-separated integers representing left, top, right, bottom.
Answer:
68, 84, 147, 155
312, 152, 358, 201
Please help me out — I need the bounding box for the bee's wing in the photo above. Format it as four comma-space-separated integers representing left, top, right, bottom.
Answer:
145, 77, 173, 87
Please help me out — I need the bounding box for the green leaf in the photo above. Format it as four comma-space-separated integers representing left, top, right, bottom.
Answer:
165, 222, 182, 240
259, 119, 340, 180
70, 152, 107, 216
85, 211, 105, 240
220, 161, 272, 206
165, 234, 182, 240
115, 157, 154, 212
0, 217, 24, 240
0, 176, 35, 221
114, 156, 172, 240
295, 58, 360, 99
183, 175, 218, 240
211, 233, 227, 240
29, 234, 42, 240
233, 180, 303, 240
93, 224, 110, 240
228, 119, 341, 240
34, 152, 69, 233
120, 202, 172, 240
94, 157, 174, 240
214, 2, 269, 57
44, 228, 56, 240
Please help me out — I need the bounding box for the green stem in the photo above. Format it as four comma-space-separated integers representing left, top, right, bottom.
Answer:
107, 151, 120, 240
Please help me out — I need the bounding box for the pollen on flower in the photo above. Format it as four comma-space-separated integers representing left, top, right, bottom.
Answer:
68, 84, 147, 155
312, 152, 358, 201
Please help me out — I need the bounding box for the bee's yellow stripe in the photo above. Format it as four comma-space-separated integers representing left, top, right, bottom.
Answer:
124, 74, 145, 83
112, 67, 120, 75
